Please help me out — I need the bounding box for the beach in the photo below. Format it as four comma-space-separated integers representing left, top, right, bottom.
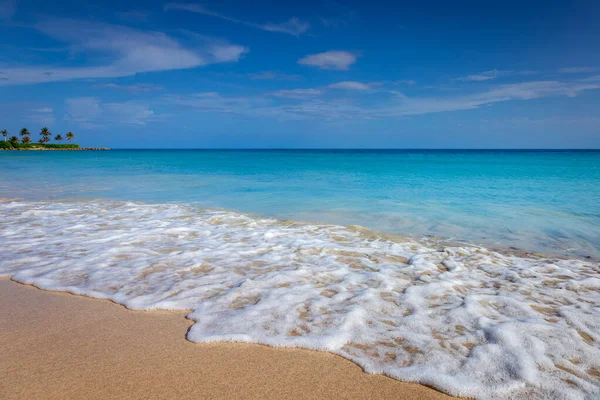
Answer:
0, 278, 453, 400
3, 0, 600, 396
1, 150, 599, 399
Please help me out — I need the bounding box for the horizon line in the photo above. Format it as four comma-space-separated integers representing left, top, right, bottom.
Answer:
100, 148, 600, 151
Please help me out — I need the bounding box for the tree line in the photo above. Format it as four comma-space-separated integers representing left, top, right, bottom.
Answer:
1, 127, 75, 144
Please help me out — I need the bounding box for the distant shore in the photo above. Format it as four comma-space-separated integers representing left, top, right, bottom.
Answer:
1, 147, 110, 151
0, 145, 109, 151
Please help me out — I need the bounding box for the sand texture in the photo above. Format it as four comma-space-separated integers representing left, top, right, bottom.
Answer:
0, 279, 455, 399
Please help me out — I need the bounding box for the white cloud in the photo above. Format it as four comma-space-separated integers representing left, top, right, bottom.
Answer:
0, 0, 17, 19
261, 18, 310, 36
455, 70, 540, 82
164, 3, 309, 36
456, 69, 505, 82
65, 97, 158, 128
327, 81, 370, 90
271, 89, 323, 99
383, 80, 600, 116
94, 83, 163, 93
164, 79, 600, 122
558, 67, 600, 74
298, 50, 358, 70
0, 19, 247, 86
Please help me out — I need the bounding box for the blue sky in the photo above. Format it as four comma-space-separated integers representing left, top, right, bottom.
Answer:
1, 0, 599, 148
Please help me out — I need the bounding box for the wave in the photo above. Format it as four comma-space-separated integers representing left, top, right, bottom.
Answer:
1, 199, 598, 399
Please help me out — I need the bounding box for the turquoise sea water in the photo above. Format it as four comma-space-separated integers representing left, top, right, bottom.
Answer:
1, 149, 599, 258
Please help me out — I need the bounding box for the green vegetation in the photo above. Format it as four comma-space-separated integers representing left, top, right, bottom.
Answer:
20, 128, 30, 142
0, 142, 80, 150
40, 127, 51, 143
1, 127, 80, 150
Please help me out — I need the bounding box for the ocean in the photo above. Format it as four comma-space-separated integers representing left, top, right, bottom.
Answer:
1, 149, 599, 399
1, 149, 599, 258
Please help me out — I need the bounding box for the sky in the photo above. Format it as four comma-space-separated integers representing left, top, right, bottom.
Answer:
1, 0, 599, 148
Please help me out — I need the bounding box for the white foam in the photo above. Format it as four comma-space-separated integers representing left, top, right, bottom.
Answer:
1, 199, 599, 399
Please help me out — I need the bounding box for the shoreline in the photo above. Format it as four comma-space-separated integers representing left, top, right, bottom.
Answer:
0, 147, 110, 151
1, 199, 599, 399
0, 278, 455, 400
1, 196, 595, 262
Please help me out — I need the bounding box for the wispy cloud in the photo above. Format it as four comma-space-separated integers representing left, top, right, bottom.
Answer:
65, 97, 160, 128
327, 81, 371, 90
298, 50, 358, 70
29, 107, 55, 126
164, 79, 600, 122
0, 19, 247, 86
394, 79, 417, 85
165, 92, 371, 121
384, 80, 600, 116
164, 3, 310, 36
456, 69, 506, 82
268, 81, 373, 98
93, 83, 164, 93
248, 71, 302, 80
32, 107, 53, 113
480, 116, 600, 129
261, 18, 310, 36
166, 92, 273, 116
455, 69, 539, 82
558, 67, 600, 74
270, 89, 323, 99
581, 75, 600, 82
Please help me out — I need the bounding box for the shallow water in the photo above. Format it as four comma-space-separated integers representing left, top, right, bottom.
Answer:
1, 149, 599, 258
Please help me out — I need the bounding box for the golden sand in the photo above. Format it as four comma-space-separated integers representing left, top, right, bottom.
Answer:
0, 278, 456, 399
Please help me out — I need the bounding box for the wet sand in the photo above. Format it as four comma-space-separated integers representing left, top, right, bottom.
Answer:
0, 278, 456, 400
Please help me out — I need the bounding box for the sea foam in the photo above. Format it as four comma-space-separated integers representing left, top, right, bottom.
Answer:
1, 199, 598, 399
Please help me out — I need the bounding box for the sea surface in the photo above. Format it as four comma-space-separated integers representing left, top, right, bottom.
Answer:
1, 150, 599, 399
1, 149, 599, 258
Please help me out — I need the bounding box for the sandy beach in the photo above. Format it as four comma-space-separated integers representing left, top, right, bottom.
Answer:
0, 278, 455, 400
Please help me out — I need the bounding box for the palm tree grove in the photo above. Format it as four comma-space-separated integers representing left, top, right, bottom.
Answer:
0, 127, 81, 150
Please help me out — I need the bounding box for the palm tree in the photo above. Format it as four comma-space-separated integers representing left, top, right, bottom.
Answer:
20, 128, 30, 140
66, 132, 75, 143
22, 135, 32, 144
9, 136, 18, 143
55, 134, 63, 142
1, 129, 7, 141
40, 127, 51, 144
